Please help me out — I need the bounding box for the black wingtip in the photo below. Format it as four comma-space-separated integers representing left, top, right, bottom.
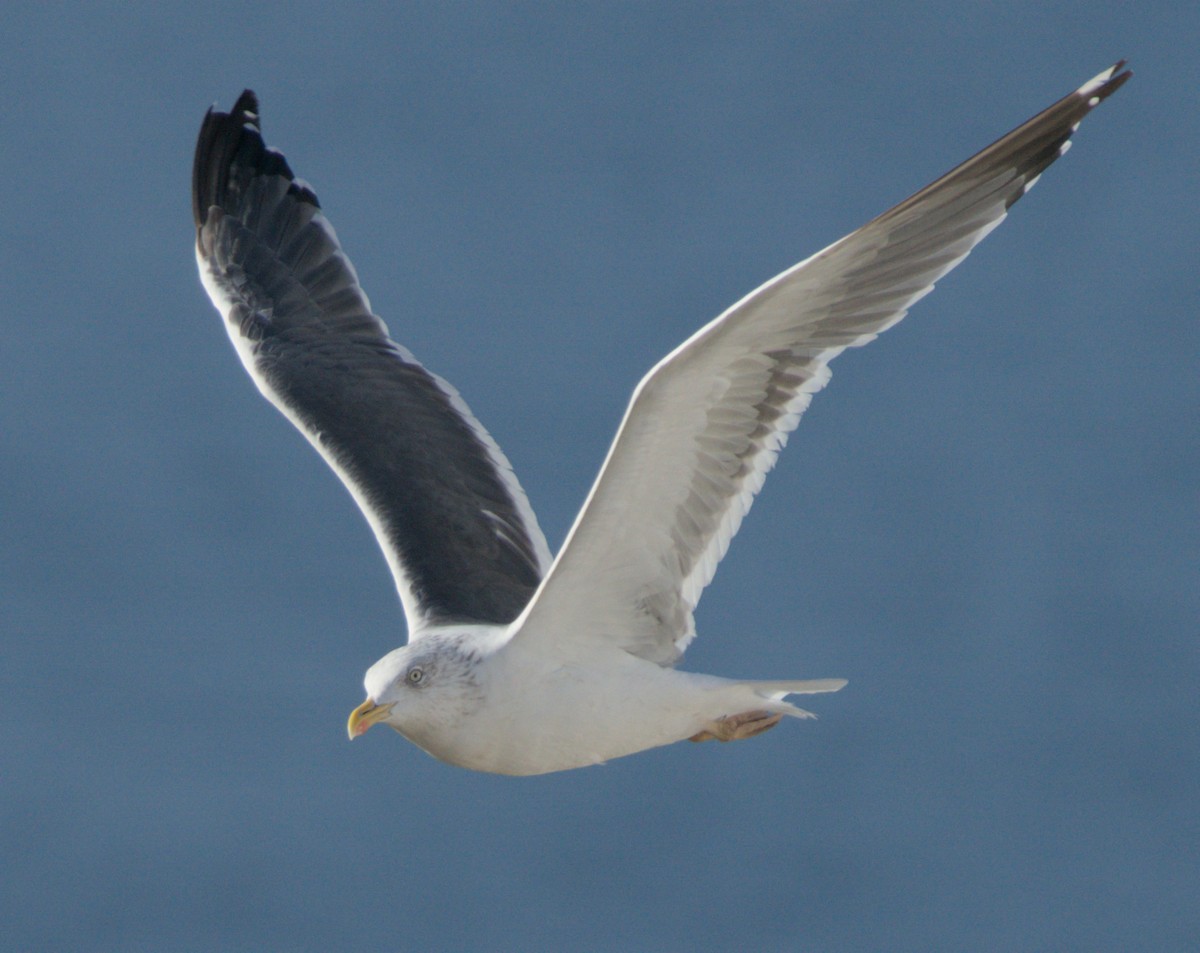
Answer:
193, 90, 266, 229
232, 89, 260, 121
1086, 61, 1133, 105
193, 92, 259, 229
192, 90, 321, 235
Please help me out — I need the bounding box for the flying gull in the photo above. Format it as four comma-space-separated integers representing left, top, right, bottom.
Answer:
193, 63, 1129, 775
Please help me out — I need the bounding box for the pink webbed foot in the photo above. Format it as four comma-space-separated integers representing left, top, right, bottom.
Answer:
688, 710, 783, 743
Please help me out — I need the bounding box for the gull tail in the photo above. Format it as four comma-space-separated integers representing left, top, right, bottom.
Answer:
746, 678, 848, 719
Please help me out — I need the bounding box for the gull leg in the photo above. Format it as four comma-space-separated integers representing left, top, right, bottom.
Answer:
689, 710, 783, 743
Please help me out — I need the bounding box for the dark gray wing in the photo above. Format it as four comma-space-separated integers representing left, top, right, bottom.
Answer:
193, 91, 551, 634
513, 63, 1130, 665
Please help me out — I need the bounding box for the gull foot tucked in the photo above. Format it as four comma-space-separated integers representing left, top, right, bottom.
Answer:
689, 710, 783, 743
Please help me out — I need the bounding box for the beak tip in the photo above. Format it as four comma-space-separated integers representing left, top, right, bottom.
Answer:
347, 697, 388, 741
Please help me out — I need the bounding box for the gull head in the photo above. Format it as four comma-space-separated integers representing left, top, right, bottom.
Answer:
347, 629, 493, 742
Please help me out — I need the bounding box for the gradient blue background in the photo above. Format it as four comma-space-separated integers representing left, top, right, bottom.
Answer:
2, 3, 1195, 950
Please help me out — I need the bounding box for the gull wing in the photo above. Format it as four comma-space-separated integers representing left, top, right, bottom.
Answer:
513, 63, 1130, 664
193, 91, 552, 634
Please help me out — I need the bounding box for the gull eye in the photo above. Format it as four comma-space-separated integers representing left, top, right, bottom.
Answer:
406, 667, 425, 685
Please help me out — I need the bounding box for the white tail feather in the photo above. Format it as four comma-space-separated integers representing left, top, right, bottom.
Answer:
747, 678, 847, 718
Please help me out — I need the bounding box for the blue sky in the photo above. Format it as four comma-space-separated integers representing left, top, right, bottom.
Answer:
2, 3, 1195, 950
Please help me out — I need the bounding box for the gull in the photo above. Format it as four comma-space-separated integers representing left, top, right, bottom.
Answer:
193, 63, 1129, 775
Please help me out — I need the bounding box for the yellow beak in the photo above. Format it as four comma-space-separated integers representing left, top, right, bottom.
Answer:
347, 698, 394, 739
